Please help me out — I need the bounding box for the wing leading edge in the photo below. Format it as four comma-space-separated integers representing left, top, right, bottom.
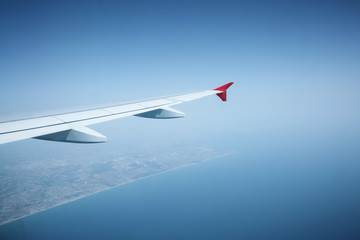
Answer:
0, 82, 234, 144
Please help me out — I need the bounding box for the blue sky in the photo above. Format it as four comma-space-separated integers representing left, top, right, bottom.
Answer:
0, 0, 359, 155
0, 0, 359, 150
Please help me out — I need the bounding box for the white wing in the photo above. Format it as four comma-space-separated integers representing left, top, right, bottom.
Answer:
0, 82, 233, 144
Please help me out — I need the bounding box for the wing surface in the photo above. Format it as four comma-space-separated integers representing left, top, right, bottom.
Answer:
0, 82, 233, 144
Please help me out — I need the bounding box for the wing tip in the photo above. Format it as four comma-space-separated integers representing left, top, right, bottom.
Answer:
213, 82, 234, 101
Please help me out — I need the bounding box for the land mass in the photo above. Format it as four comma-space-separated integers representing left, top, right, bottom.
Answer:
0, 143, 233, 225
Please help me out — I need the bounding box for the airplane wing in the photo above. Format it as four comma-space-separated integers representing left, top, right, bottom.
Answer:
0, 82, 233, 144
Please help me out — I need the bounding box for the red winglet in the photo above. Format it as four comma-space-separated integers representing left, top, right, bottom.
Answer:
213, 82, 234, 101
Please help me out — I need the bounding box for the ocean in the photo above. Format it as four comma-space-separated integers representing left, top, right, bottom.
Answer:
1, 151, 360, 240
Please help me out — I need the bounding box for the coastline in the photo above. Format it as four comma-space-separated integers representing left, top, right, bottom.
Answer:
0, 152, 234, 226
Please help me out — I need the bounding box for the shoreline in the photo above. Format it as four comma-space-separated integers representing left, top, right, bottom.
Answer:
0, 153, 234, 226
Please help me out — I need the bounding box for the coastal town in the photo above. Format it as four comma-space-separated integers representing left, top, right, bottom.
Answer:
0, 143, 231, 225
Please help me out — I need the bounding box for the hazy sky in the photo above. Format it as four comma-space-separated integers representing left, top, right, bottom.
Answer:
1, 2, 360, 239
0, 0, 359, 154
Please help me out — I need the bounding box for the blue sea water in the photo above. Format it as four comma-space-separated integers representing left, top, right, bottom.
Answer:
1, 148, 360, 240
